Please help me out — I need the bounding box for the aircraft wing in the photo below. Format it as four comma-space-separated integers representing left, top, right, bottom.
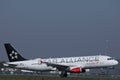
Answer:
44, 62, 69, 71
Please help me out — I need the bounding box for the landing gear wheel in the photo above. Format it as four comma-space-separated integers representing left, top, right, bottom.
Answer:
60, 71, 67, 77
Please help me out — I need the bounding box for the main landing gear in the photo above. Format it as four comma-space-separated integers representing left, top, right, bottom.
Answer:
60, 71, 67, 77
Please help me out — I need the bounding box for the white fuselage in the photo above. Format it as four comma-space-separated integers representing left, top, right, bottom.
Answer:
7, 55, 118, 71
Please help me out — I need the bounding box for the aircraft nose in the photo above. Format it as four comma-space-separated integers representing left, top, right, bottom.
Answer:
114, 60, 119, 65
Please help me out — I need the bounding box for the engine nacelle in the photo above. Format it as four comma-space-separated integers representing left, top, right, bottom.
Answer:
69, 67, 90, 73
69, 67, 81, 73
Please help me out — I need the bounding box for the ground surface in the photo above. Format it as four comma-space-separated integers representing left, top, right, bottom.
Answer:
0, 75, 119, 80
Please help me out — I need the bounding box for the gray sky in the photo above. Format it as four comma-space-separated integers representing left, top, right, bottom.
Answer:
0, 0, 120, 61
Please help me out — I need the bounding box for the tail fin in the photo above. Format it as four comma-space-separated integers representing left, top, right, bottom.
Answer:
4, 43, 27, 62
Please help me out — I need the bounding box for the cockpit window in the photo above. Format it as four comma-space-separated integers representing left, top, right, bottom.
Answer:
107, 58, 114, 60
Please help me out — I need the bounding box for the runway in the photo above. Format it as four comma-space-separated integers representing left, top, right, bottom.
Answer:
0, 75, 119, 80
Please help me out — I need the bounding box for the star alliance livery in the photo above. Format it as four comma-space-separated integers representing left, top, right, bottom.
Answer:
4, 43, 119, 77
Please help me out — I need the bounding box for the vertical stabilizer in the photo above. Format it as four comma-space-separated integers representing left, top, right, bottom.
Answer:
4, 43, 27, 62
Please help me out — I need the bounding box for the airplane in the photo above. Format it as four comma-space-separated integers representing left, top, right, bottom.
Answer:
3, 43, 119, 77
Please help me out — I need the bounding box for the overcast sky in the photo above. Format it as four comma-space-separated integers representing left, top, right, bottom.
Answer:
0, 0, 120, 61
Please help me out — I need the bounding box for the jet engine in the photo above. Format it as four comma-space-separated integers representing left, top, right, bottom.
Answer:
69, 67, 81, 73
69, 67, 90, 73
